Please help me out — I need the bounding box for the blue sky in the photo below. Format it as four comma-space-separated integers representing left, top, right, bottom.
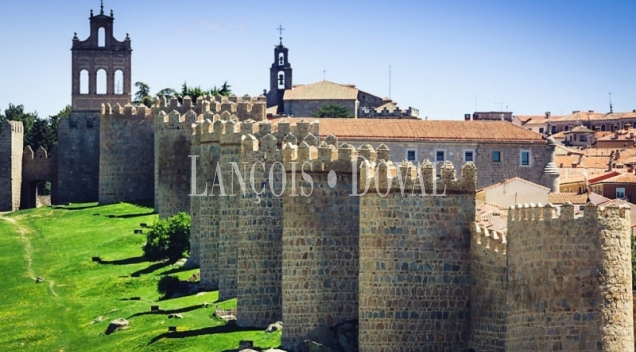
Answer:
1, 0, 635, 119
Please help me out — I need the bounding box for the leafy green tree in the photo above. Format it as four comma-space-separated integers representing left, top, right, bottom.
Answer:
143, 212, 191, 263
312, 104, 353, 118
133, 81, 153, 107
48, 105, 71, 150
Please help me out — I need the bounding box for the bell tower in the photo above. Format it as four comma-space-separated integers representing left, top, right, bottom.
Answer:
267, 25, 292, 114
71, 1, 132, 110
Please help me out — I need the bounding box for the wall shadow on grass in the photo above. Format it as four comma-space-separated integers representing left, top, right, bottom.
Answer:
128, 303, 206, 319
99, 256, 147, 265
146, 321, 262, 345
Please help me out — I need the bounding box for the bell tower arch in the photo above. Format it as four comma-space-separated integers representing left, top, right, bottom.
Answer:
71, 1, 132, 110
267, 26, 292, 114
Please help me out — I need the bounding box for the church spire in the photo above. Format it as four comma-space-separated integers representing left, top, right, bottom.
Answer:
100, 0, 104, 15
276, 24, 285, 45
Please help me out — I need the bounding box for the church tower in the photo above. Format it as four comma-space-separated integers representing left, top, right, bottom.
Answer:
71, 1, 132, 110
267, 29, 293, 114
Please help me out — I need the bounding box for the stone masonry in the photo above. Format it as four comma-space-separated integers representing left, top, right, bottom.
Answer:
358, 159, 475, 351
21, 146, 58, 208
99, 104, 154, 204
181, 114, 634, 351
0, 121, 23, 211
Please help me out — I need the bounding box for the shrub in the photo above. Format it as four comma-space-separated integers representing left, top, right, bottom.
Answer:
157, 275, 181, 297
143, 212, 191, 262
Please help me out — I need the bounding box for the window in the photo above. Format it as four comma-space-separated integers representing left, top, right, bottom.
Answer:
520, 150, 531, 166
114, 70, 124, 94
601, 124, 606, 131
539, 127, 544, 133
98, 27, 105, 47
277, 71, 285, 89
579, 135, 587, 142
463, 150, 474, 162
79, 70, 89, 94
492, 151, 501, 162
278, 52, 285, 66
564, 125, 569, 131
96, 69, 107, 94
406, 149, 416, 162
435, 150, 445, 162
616, 187, 626, 200
551, 125, 557, 134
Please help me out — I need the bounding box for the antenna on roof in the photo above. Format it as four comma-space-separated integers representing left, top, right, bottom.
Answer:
609, 92, 613, 113
323, 69, 326, 81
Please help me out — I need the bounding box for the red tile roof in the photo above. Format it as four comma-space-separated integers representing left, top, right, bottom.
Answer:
283, 81, 359, 101
591, 173, 636, 184
270, 118, 546, 142
547, 193, 589, 204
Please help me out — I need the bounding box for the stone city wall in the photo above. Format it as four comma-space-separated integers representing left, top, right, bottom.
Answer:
99, 104, 154, 204
57, 111, 100, 204
358, 157, 476, 352
507, 203, 634, 351
21, 146, 58, 208
0, 120, 23, 211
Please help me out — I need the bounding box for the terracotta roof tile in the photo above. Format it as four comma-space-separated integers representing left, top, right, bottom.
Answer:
283, 81, 359, 101
592, 173, 636, 184
478, 177, 550, 192
270, 118, 546, 142
547, 193, 589, 204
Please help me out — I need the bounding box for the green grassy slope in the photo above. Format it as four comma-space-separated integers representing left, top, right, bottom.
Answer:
0, 203, 281, 352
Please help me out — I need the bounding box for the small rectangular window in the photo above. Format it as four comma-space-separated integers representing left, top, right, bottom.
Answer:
436, 150, 445, 162
551, 126, 557, 134
464, 150, 475, 163
520, 151, 530, 166
617, 187, 626, 199
492, 151, 501, 162
539, 128, 544, 133
406, 149, 416, 162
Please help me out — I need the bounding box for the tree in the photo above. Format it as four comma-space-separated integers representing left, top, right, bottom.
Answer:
143, 212, 191, 263
48, 105, 71, 150
312, 104, 353, 118
133, 81, 153, 107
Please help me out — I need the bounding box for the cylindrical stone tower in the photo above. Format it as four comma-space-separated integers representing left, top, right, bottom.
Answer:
281, 140, 360, 350
358, 156, 476, 352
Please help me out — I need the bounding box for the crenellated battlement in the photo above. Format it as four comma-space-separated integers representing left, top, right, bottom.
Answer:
358, 152, 477, 194
23, 146, 55, 160
101, 103, 154, 121
154, 94, 267, 122
1, 120, 24, 134
472, 221, 507, 255
509, 202, 631, 222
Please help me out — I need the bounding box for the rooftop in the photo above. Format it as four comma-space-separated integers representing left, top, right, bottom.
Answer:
270, 118, 546, 142
547, 193, 589, 204
283, 81, 359, 101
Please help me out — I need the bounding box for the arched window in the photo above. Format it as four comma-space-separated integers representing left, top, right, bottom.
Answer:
591, 124, 596, 130
96, 69, 107, 94
632, 122, 636, 129
601, 124, 606, 131
564, 125, 569, 132
114, 70, 124, 94
80, 70, 89, 94
98, 27, 105, 47
277, 71, 285, 89
278, 53, 285, 66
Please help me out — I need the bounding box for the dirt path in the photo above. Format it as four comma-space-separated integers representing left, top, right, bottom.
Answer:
1, 215, 38, 282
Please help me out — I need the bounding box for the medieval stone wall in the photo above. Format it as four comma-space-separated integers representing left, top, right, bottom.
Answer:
469, 220, 508, 352
155, 94, 266, 219
21, 146, 58, 209
0, 121, 23, 211
507, 203, 634, 351
57, 111, 100, 204
99, 104, 154, 204
358, 157, 476, 352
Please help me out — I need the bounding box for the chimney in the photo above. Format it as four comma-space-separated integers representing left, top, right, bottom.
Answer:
578, 154, 585, 165
588, 110, 594, 113
630, 132, 634, 139
615, 150, 621, 160
492, 212, 501, 231
545, 111, 551, 119
464, 114, 471, 121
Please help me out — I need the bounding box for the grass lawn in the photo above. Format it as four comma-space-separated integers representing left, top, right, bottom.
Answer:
0, 202, 281, 352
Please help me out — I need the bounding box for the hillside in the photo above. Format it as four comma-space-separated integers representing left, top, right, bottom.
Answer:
0, 202, 281, 351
